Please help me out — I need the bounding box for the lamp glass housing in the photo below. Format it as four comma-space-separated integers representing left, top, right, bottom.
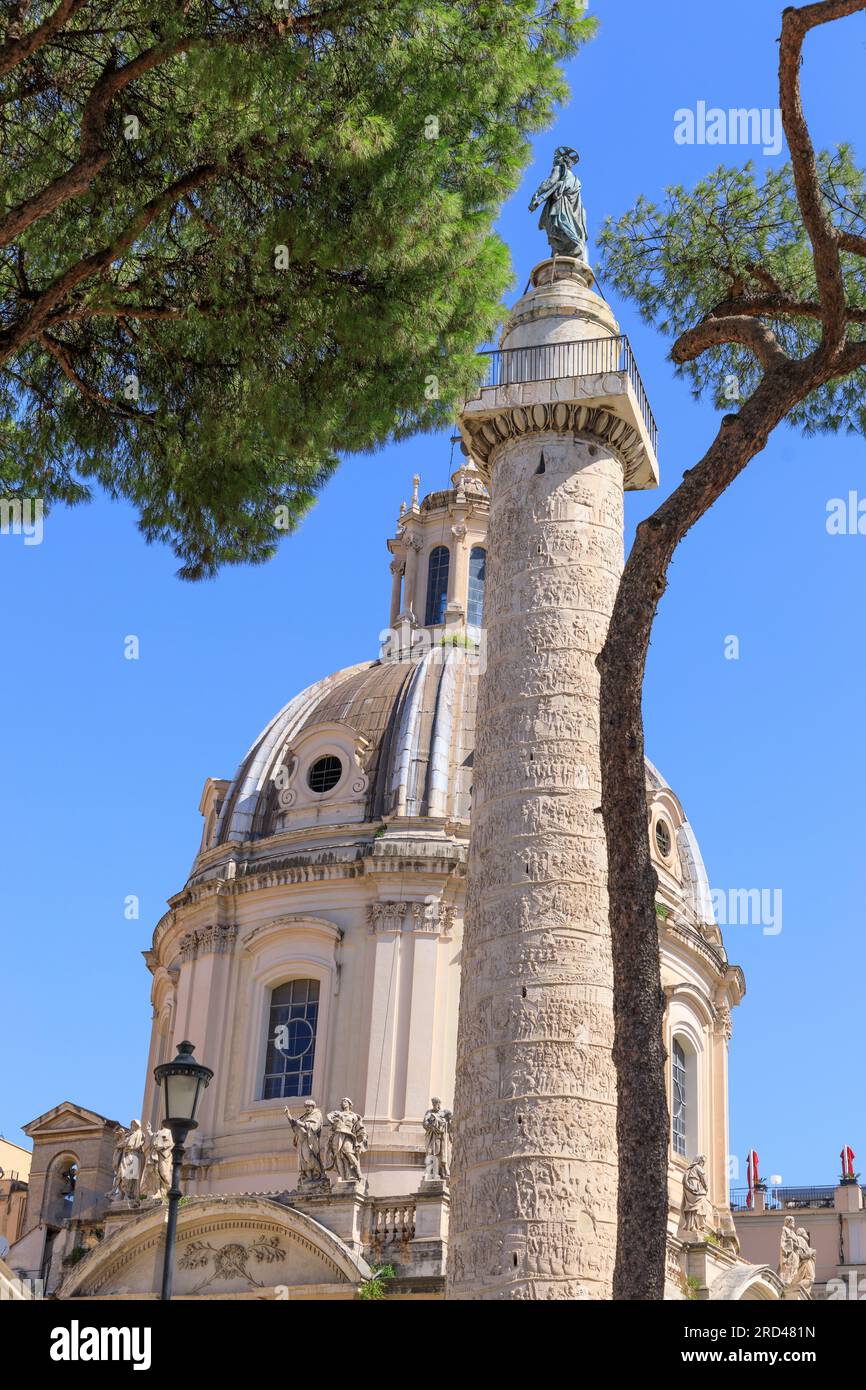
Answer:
154, 1040, 213, 1127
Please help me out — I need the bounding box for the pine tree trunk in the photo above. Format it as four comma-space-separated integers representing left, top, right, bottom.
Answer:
599, 543, 670, 1301
599, 364, 812, 1299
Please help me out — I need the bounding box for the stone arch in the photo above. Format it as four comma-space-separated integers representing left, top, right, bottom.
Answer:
711, 1263, 787, 1301
58, 1196, 372, 1299
42, 1150, 79, 1225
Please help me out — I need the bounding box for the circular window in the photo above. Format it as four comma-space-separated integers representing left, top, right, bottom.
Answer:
307, 754, 343, 794
655, 819, 672, 858
273, 1017, 316, 1061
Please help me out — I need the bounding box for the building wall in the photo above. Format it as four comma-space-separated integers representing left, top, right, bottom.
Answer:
0, 1137, 31, 1183
139, 805, 740, 1222
0, 1137, 31, 1249
141, 830, 467, 1198
735, 1187, 866, 1298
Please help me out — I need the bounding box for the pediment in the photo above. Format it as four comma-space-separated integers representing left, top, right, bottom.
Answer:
23, 1101, 118, 1139
58, 1196, 371, 1300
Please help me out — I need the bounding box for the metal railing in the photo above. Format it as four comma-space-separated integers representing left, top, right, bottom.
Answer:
731, 1185, 838, 1212
479, 335, 658, 457
0, 1169, 28, 1187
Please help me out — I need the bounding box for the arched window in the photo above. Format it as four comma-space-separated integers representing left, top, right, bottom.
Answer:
261, 978, 319, 1099
43, 1153, 79, 1225
467, 546, 487, 628
425, 546, 450, 626
672, 1039, 687, 1157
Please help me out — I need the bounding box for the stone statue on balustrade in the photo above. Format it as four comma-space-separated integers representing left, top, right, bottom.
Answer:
109, 1119, 145, 1203
325, 1098, 367, 1184
779, 1215, 800, 1286
140, 1124, 173, 1200
779, 1217, 816, 1296
680, 1154, 709, 1235
794, 1228, 817, 1296
423, 1097, 452, 1182
285, 1100, 326, 1188
528, 146, 588, 263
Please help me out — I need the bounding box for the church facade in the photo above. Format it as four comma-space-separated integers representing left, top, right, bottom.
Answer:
9, 244, 796, 1302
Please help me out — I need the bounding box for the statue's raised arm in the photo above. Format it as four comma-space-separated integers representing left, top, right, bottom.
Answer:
528, 146, 588, 264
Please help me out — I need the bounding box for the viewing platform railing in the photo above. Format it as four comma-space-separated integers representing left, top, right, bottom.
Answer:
478, 334, 658, 457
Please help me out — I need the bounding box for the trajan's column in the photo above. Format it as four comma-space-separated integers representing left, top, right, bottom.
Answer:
448, 150, 659, 1299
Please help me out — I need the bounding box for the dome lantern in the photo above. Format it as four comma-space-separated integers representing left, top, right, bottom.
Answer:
385, 460, 489, 640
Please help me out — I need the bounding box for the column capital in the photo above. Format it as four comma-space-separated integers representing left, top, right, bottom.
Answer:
460, 399, 652, 490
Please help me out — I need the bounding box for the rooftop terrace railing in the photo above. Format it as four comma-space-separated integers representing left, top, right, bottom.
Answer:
478, 335, 658, 457
730, 1185, 838, 1212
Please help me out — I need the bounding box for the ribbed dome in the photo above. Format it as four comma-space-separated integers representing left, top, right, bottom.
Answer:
214, 646, 478, 845
208, 649, 713, 934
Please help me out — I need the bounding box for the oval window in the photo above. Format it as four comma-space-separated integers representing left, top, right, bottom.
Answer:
655, 819, 672, 858
307, 755, 343, 794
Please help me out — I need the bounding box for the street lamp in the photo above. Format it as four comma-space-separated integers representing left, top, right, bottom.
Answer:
153, 1040, 213, 1301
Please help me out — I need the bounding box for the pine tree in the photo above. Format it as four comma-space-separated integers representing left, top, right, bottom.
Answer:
596, 0, 866, 1299
0, 1, 595, 576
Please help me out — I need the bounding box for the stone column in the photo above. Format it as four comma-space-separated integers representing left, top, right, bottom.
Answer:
401, 534, 422, 623
447, 432, 622, 1299
389, 556, 404, 627
447, 258, 659, 1300
445, 522, 469, 631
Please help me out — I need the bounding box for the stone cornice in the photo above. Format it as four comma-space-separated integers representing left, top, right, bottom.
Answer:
152, 908, 176, 954
660, 916, 729, 980
150, 838, 467, 969
418, 484, 490, 519
461, 400, 647, 484
186, 835, 467, 896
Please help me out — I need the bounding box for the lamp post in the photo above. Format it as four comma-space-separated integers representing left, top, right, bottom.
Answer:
153, 1040, 213, 1301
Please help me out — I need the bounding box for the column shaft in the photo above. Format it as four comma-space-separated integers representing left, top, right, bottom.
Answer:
448, 433, 623, 1299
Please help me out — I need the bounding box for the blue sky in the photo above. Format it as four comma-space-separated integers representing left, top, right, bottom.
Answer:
2, 0, 864, 1189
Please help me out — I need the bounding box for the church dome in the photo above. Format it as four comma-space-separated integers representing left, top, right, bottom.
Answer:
189, 471, 717, 941
210, 645, 478, 851
201, 645, 714, 941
